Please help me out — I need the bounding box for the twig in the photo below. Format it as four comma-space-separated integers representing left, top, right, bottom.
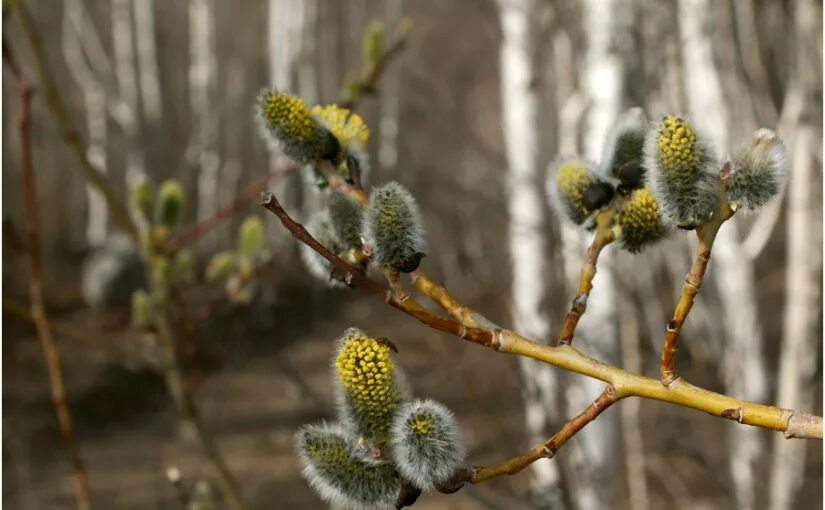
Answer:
468, 385, 620, 484
339, 18, 412, 111
162, 167, 295, 254
261, 191, 823, 439
660, 164, 736, 385
12, 65, 92, 510
557, 211, 616, 346
152, 313, 247, 510
13, 0, 137, 238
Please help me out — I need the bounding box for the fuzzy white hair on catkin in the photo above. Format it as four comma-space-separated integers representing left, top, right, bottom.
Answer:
295, 422, 401, 510
390, 399, 466, 491
642, 119, 721, 227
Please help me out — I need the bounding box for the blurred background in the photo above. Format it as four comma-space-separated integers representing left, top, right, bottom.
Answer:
2, 0, 822, 509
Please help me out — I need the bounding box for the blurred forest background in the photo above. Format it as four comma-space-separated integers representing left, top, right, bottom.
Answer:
2, 0, 823, 509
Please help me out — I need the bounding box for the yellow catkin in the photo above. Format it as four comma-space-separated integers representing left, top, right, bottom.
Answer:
655, 115, 699, 174
312, 104, 370, 149
335, 332, 397, 433
260, 92, 317, 144
409, 415, 431, 436
616, 187, 664, 252
556, 161, 591, 221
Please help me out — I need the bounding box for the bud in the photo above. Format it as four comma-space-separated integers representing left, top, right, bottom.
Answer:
362, 182, 426, 273
614, 187, 668, 253
600, 107, 650, 191
327, 192, 363, 248
131, 289, 153, 329
390, 399, 466, 491
256, 89, 334, 164
296, 423, 401, 510
237, 215, 265, 261
154, 179, 184, 230
300, 210, 346, 288
547, 159, 614, 226
205, 251, 237, 282
170, 249, 195, 285
363, 21, 385, 66
130, 180, 153, 218
333, 328, 408, 442
644, 115, 720, 228
727, 128, 787, 212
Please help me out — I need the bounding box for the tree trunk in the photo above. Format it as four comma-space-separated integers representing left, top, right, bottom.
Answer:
498, 1, 565, 507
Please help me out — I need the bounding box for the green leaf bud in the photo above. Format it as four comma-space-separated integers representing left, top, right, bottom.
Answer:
130, 179, 153, 219
154, 179, 184, 230
131, 289, 153, 329
362, 21, 385, 66
237, 215, 265, 261
205, 251, 237, 282
170, 249, 195, 285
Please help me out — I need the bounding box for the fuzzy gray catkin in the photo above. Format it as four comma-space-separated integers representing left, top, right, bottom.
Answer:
362, 182, 427, 273
296, 423, 402, 510
600, 107, 650, 194
390, 399, 466, 491
547, 159, 614, 227
300, 210, 346, 288
327, 191, 364, 248
727, 128, 787, 212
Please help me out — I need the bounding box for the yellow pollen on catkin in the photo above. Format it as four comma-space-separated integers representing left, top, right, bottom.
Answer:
656, 115, 699, 174
261, 92, 317, 143
616, 187, 664, 252
312, 104, 370, 149
335, 332, 396, 422
555, 161, 591, 220
409, 415, 431, 436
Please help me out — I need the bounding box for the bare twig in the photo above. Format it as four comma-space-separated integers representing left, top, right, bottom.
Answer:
162, 167, 296, 255
13, 0, 137, 238
10, 60, 92, 510
468, 385, 620, 484
339, 18, 412, 111
660, 164, 736, 385
261, 191, 823, 439
557, 211, 616, 346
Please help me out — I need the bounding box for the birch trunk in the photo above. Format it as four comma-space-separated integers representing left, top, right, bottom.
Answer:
133, 0, 163, 124
498, 1, 565, 507
560, 2, 624, 508
62, 0, 108, 246
678, 2, 766, 508
190, 0, 220, 248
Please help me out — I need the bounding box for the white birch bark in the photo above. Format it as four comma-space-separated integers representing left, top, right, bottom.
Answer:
189, 0, 220, 248
560, 2, 624, 509
498, 1, 565, 507
678, 2, 765, 508
112, 0, 147, 190
378, 0, 403, 176
133, 0, 163, 124
768, 126, 818, 510
62, 0, 109, 246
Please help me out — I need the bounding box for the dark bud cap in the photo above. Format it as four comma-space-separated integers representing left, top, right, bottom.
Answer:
392, 252, 425, 274
615, 160, 646, 195
395, 483, 422, 509
318, 128, 342, 163
582, 182, 615, 211
677, 223, 698, 231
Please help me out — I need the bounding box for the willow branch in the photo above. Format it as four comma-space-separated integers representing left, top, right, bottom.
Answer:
152, 312, 247, 510
469, 385, 620, 484
261, 192, 823, 440
13, 69, 92, 510
660, 164, 736, 385
558, 211, 616, 346
339, 18, 412, 111
13, 0, 137, 238
162, 167, 295, 255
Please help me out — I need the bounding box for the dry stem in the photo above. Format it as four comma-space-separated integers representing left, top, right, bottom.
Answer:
261, 191, 823, 440
14, 73, 92, 510
13, 0, 136, 238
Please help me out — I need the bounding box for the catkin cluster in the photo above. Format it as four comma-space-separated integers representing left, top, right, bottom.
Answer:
547, 108, 786, 252
295, 328, 465, 509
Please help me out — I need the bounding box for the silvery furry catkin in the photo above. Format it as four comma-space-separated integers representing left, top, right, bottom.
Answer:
362, 182, 427, 273
727, 128, 787, 212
